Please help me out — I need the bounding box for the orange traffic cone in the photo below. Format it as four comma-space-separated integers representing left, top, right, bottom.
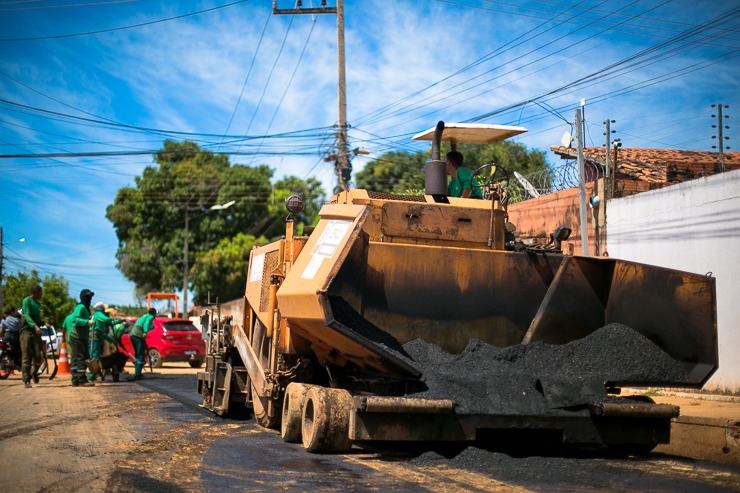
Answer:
57, 342, 71, 375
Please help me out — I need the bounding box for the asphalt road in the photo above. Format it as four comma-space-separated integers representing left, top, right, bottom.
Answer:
1, 364, 738, 493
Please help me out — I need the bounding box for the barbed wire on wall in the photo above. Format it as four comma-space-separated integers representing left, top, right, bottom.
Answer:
508, 160, 605, 203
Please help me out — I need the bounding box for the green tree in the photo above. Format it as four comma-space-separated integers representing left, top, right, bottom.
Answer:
3, 270, 75, 329
355, 142, 549, 201
107, 140, 325, 304
355, 151, 426, 194
190, 233, 270, 304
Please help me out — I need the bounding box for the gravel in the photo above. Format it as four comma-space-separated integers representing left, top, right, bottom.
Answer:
328, 295, 687, 415
401, 323, 687, 414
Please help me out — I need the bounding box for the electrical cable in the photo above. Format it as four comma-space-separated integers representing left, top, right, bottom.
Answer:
0, 0, 250, 42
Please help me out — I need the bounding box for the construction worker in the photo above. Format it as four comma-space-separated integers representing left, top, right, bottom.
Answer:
61, 312, 75, 362
19, 285, 47, 388
127, 307, 156, 381
446, 151, 483, 199
88, 302, 126, 382
69, 289, 95, 387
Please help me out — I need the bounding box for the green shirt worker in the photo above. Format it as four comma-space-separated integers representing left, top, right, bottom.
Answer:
88, 302, 126, 381
20, 285, 47, 388
127, 308, 156, 381
61, 313, 75, 361
69, 289, 95, 387
447, 151, 482, 199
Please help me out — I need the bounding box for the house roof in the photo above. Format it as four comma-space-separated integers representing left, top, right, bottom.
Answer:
550, 146, 740, 196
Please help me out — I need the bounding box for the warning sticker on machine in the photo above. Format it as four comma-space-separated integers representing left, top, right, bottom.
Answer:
250, 253, 265, 282
301, 219, 352, 279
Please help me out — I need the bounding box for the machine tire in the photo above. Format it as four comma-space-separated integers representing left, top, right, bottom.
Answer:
282, 383, 315, 442
301, 387, 353, 454
188, 359, 204, 368
148, 348, 162, 368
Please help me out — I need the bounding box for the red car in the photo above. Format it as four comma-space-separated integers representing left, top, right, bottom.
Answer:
122, 317, 205, 368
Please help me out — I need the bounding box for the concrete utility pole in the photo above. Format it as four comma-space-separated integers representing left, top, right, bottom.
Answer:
576, 109, 589, 256
273, 0, 350, 192
711, 103, 729, 172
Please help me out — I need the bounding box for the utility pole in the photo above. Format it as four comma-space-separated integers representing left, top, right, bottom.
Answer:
182, 210, 189, 319
576, 109, 589, 256
711, 103, 730, 172
273, 0, 351, 192
604, 119, 615, 198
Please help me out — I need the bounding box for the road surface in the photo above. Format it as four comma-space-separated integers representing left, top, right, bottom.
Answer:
0, 364, 737, 492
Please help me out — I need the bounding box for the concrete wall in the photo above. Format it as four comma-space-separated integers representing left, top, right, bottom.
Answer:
607, 169, 740, 394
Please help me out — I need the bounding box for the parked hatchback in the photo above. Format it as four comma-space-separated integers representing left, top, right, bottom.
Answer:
122, 317, 205, 368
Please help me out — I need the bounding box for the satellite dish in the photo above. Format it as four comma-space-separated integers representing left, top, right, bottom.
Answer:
514, 171, 541, 199
561, 131, 573, 148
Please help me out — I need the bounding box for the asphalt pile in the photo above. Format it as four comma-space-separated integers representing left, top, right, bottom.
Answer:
329, 296, 687, 415
400, 323, 688, 415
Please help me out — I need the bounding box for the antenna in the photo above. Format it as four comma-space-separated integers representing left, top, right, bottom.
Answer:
514, 171, 541, 199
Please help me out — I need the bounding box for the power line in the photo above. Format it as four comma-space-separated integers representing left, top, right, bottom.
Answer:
0, 0, 250, 42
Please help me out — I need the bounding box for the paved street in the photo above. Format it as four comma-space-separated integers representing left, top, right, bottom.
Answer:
0, 363, 738, 493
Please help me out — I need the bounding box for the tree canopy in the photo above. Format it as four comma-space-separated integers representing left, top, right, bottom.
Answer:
355, 141, 549, 199
2, 270, 75, 329
106, 140, 326, 306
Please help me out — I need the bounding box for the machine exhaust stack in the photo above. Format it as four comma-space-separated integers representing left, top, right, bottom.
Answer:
424, 121, 448, 200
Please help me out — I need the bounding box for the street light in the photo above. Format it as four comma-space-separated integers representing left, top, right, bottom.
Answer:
182, 200, 235, 318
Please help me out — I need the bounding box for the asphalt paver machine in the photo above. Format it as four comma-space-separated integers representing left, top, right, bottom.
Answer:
198, 122, 717, 454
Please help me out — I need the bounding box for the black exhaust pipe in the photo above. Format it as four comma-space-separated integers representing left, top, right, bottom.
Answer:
425, 121, 448, 202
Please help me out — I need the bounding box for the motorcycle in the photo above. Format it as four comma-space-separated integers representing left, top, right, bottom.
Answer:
0, 340, 21, 379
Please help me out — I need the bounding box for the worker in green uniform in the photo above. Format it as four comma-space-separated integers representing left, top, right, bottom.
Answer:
88, 302, 126, 382
19, 285, 47, 388
447, 151, 482, 199
61, 312, 75, 362
127, 307, 156, 381
69, 289, 95, 387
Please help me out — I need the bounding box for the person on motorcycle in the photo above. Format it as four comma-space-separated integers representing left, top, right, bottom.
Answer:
88, 302, 126, 382
69, 289, 95, 387
20, 285, 48, 388
1, 307, 21, 367
127, 307, 156, 381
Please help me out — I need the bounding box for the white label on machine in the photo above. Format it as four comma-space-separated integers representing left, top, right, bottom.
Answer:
250, 253, 265, 282
301, 220, 352, 279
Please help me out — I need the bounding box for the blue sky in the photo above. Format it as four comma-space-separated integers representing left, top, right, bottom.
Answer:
0, 0, 738, 308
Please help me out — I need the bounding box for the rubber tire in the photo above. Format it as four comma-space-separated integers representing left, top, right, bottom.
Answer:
148, 348, 162, 368
282, 383, 315, 443
0, 355, 12, 379
302, 387, 353, 453
188, 359, 204, 369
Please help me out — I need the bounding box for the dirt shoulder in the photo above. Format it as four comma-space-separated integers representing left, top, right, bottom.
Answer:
0, 367, 228, 493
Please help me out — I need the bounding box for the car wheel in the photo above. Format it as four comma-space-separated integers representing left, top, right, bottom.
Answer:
148, 348, 162, 368
188, 359, 204, 368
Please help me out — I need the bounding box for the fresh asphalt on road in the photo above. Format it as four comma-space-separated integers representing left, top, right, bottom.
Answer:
1, 363, 738, 492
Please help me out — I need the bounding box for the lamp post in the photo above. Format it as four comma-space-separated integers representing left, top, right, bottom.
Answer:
182, 201, 235, 318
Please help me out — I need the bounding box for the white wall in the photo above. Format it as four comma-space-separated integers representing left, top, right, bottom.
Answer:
608, 170, 740, 393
